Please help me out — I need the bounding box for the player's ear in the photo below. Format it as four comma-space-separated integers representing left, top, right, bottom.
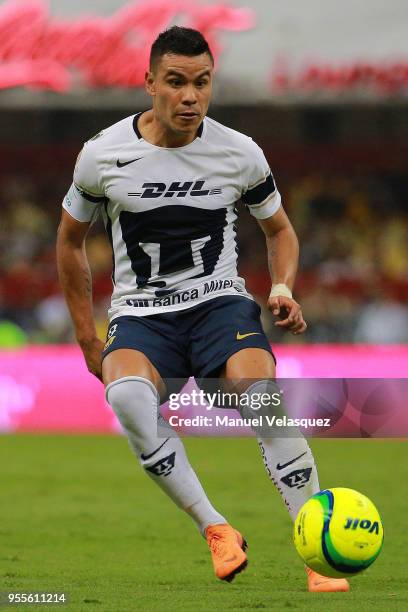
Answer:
145, 70, 156, 96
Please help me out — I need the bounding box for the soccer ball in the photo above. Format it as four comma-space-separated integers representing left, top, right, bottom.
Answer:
293, 487, 384, 578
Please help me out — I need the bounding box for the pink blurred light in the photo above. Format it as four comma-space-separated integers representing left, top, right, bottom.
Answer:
0, 345, 407, 433
274, 344, 408, 378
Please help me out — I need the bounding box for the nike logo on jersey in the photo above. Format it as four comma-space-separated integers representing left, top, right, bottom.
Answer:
140, 438, 170, 461
276, 452, 307, 470
116, 157, 143, 167
236, 331, 262, 340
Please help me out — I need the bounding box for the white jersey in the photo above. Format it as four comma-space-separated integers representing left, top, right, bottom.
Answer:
62, 113, 281, 320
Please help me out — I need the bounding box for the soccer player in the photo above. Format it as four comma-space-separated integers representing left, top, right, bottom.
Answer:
57, 26, 349, 592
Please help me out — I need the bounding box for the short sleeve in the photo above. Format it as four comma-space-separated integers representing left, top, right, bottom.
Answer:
62, 141, 105, 223
241, 140, 281, 219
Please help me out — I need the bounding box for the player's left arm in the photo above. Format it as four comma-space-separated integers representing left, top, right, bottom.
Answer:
257, 208, 307, 335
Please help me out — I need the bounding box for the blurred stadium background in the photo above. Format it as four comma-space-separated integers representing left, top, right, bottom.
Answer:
0, 0, 407, 432
1, 3, 408, 610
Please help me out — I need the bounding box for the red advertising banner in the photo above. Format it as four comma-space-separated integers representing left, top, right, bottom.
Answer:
0, 0, 254, 91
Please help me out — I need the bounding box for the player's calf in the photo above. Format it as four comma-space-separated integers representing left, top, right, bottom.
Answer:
238, 380, 320, 520
106, 376, 226, 533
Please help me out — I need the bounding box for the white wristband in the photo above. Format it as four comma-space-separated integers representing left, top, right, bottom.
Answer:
269, 283, 293, 299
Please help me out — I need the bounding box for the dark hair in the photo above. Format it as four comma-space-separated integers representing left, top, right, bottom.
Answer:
150, 26, 214, 69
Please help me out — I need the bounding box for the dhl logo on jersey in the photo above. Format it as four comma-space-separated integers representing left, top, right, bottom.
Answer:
128, 180, 222, 199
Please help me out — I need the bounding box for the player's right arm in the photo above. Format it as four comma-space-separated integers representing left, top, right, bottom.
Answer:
57, 211, 104, 380
57, 141, 106, 380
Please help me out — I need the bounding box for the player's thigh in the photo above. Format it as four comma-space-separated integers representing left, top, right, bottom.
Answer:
102, 348, 166, 398
191, 297, 275, 378
220, 347, 276, 393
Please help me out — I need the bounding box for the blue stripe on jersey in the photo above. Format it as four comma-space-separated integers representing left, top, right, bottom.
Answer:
132, 112, 143, 138
242, 172, 276, 206
75, 183, 106, 203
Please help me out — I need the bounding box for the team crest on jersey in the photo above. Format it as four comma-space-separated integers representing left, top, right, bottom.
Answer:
128, 180, 222, 199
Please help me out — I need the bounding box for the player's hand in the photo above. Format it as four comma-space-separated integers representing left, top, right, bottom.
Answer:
267, 295, 307, 335
79, 337, 105, 381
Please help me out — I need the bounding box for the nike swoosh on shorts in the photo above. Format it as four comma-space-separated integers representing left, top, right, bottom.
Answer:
236, 332, 262, 340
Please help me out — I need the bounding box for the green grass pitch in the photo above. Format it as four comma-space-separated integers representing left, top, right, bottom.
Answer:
1, 436, 407, 611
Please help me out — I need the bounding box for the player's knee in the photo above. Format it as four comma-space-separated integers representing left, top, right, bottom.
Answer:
223, 348, 276, 382
102, 349, 166, 396
238, 378, 284, 421
242, 378, 280, 396
225, 373, 277, 398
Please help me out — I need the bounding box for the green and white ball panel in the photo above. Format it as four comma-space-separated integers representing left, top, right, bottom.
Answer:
326, 488, 383, 567
294, 497, 328, 576
294, 487, 384, 579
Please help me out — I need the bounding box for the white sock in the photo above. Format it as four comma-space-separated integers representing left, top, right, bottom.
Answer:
106, 376, 226, 533
239, 380, 320, 521
257, 436, 320, 520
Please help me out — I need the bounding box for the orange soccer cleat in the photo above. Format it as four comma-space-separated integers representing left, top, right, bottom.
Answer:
306, 567, 350, 592
205, 523, 248, 582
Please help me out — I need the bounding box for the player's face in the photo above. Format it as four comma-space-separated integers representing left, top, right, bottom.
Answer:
146, 53, 213, 136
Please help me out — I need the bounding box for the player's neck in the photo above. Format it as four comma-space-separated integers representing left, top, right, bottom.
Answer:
137, 110, 198, 148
